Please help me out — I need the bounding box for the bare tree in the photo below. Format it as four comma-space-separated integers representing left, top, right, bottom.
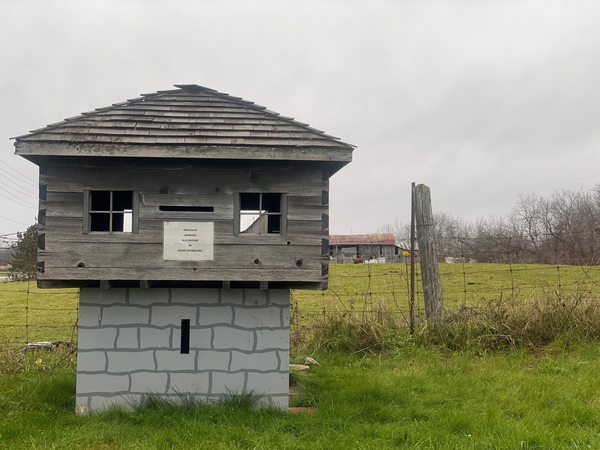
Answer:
380, 187, 600, 265
376, 218, 410, 245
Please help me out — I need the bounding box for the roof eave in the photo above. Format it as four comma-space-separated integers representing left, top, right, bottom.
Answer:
14, 140, 353, 174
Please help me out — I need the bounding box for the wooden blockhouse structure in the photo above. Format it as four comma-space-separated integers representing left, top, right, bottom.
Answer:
13, 85, 353, 412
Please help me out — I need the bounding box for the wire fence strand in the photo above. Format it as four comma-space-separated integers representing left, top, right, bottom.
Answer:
290, 262, 600, 334
2, 261, 600, 352
0, 279, 78, 353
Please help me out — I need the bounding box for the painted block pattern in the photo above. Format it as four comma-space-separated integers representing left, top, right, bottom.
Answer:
77, 288, 290, 413
78, 328, 117, 350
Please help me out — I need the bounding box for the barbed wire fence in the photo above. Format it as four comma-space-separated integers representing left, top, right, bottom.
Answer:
2, 237, 600, 353
0, 247, 79, 353
290, 239, 600, 336
0, 281, 79, 353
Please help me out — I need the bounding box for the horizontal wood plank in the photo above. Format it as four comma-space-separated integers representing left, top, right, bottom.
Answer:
19, 133, 347, 146
45, 157, 328, 172
141, 193, 229, 207
38, 267, 325, 282
17, 142, 353, 164
43, 165, 326, 197
42, 217, 325, 244
40, 242, 325, 270
63, 120, 318, 133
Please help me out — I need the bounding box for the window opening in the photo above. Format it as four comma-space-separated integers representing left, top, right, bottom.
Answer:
240, 193, 282, 234
89, 191, 134, 232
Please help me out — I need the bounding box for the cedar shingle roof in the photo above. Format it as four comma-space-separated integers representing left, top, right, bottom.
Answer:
329, 234, 396, 246
13, 84, 355, 150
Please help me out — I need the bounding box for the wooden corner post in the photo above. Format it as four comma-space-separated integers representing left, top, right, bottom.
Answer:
410, 182, 416, 334
414, 184, 444, 321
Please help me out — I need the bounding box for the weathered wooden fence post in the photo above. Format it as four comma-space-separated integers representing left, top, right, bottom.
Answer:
414, 184, 444, 321
410, 182, 416, 334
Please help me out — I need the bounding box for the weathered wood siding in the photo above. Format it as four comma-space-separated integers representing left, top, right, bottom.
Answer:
38, 159, 329, 288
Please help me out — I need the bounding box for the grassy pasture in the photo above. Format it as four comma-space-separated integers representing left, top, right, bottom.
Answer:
1, 262, 600, 348
0, 282, 78, 348
1, 264, 600, 448
292, 262, 600, 317
1, 344, 600, 449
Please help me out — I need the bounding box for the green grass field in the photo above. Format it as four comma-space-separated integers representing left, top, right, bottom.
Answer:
1, 344, 600, 449
292, 263, 600, 328
1, 263, 600, 448
0, 282, 78, 348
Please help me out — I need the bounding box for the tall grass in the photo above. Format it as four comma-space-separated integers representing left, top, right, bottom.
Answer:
300, 301, 408, 352
416, 291, 600, 351
0, 343, 76, 374
300, 290, 600, 353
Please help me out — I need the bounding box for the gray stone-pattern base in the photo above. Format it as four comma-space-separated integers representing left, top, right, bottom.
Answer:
76, 288, 289, 413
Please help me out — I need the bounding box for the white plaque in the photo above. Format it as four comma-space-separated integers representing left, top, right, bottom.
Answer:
163, 222, 214, 261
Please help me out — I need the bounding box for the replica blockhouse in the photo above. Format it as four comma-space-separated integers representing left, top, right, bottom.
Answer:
13, 85, 353, 412
14, 85, 353, 290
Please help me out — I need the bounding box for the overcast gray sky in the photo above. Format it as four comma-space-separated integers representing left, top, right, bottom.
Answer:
1, 0, 599, 238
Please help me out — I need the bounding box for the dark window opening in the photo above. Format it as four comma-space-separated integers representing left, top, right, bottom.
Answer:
267, 215, 281, 233
240, 193, 282, 234
90, 213, 110, 232
159, 206, 214, 212
91, 191, 111, 211
89, 191, 134, 232
180, 319, 190, 354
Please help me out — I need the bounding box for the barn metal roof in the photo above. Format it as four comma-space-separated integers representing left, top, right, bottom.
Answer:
329, 234, 396, 246
13, 84, 355, 150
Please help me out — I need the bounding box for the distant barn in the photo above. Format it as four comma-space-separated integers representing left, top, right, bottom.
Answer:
329, 234, 411, 264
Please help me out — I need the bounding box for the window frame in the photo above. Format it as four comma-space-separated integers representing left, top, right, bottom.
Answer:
233, 192, 287, 236
83, 190, 139, 234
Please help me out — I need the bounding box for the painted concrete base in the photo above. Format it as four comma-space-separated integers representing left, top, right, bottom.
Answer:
76, 288, 290, 413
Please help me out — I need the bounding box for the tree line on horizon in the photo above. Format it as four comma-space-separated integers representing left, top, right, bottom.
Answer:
378, 186, 600, 266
